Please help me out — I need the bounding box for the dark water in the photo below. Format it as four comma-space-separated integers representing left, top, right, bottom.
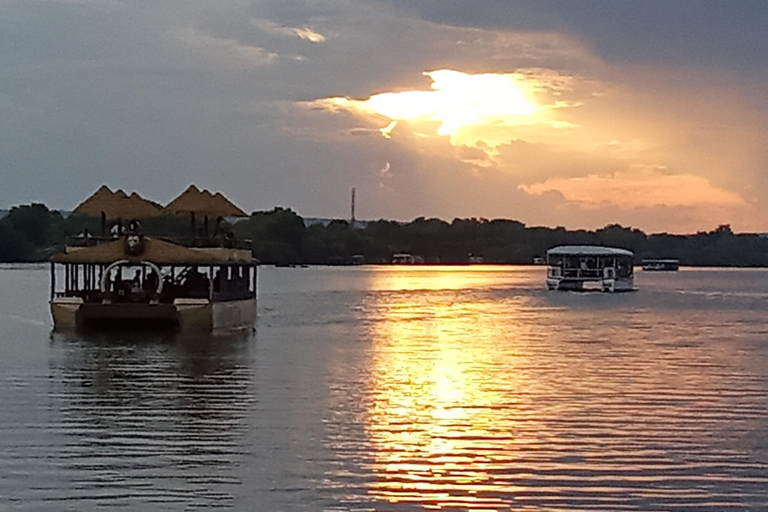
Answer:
2, 264, 768, 511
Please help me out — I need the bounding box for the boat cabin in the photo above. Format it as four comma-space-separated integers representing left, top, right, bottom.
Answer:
546, 245, 635, 292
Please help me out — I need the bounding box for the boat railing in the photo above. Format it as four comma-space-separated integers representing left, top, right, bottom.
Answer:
548, 267, 632, 280
159, 236, 253, 250
64, 234, 253, 250
64, 234, 113, 247
561, 268, 604, 279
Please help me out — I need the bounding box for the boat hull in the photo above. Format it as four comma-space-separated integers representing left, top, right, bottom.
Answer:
51, 297, 257, 333
546, 277, 635, 292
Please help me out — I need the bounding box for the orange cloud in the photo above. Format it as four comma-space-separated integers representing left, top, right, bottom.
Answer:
520, 166, 745, 209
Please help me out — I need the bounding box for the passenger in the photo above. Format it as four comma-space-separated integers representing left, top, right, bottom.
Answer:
618, 261, 629, 278
183, 267, 210, 298
214, 216, 232, 238
144, 269, 159, 294
131, 271, 142, 293
127, 219, 142, 235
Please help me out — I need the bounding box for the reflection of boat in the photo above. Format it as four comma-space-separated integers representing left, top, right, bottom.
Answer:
642, 258, 679, 271
50, 232, 257, 332
546, 245, 635, 292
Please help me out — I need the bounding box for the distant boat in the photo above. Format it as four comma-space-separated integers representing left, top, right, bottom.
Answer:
546, 245, 635, 292
391, 253, 424, 264
642, 258, 679, 271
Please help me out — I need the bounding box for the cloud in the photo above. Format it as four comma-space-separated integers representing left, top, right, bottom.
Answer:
520, 166, 745, 209
171, 27, 278, 69
2, 0, 768, 234
301, 67, 590, 162
278, 26, 326, 43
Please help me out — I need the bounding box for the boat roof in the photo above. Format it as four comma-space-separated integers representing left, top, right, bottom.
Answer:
164, 184, 247, 217
74, 185, 163, 220
547, 245, 633, 257
51, 236, 253, 265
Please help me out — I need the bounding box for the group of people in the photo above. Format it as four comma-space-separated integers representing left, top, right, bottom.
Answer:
107, 267, 160, 302
106, 264, 251, 302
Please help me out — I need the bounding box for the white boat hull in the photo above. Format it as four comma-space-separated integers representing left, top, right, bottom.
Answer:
546, 277, 635, 292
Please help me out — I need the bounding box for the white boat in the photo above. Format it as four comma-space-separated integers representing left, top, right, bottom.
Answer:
391, 253, 424, 264
50, 232, 257, 333
641, 258, 679, 271
546, 245, 635, 292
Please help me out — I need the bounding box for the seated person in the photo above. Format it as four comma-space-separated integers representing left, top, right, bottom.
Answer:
182, 267, 210, 298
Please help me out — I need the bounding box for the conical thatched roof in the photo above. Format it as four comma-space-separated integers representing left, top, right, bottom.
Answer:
73, 186, 163, 220
163, 185, 246, 217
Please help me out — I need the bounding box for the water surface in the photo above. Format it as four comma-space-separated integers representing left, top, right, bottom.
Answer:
2, 264, 768, 510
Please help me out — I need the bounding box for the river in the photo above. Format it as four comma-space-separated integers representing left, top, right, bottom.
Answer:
2, 264, 768, 510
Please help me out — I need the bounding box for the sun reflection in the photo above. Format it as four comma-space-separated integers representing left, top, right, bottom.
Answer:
362, 267, 540, 509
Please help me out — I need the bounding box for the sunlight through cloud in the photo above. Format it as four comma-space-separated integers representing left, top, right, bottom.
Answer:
306, 69, 542, 144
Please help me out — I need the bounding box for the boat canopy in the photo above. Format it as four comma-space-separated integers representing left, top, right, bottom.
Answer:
51, 236, 253, 265
546, 245, 633, 258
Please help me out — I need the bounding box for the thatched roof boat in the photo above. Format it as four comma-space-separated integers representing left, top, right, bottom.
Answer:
51, 185, 256, 333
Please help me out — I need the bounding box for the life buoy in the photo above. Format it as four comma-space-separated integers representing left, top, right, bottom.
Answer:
100, 260, 164, 296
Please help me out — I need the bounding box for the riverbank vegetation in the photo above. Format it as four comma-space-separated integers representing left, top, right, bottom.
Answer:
2, 203, 768, 266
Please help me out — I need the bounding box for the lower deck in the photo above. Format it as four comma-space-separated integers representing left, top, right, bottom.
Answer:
546, 276, 635, 292
51, 296, 257, 333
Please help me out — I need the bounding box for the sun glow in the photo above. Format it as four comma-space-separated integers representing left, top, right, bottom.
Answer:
309, 69, 540, 141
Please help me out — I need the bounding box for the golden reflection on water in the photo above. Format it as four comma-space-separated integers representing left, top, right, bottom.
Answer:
364, 267, 538, 510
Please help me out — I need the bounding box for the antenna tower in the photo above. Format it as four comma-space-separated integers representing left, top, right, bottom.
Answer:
350, 187, 356, 225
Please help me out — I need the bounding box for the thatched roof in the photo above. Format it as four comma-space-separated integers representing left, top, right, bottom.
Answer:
73, 186, 163, 220
163, 185, 246, 217
52, 237, 253, 265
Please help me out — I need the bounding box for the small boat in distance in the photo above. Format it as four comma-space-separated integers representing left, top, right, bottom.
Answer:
546, 245, 635, 292
642, 258, 680, 271
391, 253, 424, 264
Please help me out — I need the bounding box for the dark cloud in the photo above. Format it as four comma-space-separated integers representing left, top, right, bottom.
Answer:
368, 0, 768, 74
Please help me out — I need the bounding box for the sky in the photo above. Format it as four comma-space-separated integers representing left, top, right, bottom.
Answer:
2, 0, 768, 233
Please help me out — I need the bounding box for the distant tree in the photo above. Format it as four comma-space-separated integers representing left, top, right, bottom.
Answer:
4, 203, 56, 247
0, 221, 33, 261
233, 207, 306, 263
4, 198, 768, 266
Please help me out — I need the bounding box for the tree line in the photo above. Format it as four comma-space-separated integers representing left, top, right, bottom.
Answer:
2, 203, 768, 266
